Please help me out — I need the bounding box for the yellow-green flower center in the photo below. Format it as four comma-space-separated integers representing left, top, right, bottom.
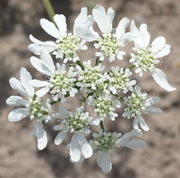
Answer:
56, 34, 80, 58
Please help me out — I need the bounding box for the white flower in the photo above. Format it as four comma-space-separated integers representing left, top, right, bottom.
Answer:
30, 51, 78, 102
88, 94, 121, 124
123, 86, 163, 131
125, 20, 176, 92
28, 7, 98, 63
76, 60, 107, 92
6, 67, 51, 150
91, 129, 145, 173
108, 67, 136, 94
92, 5, 130, 62
54, 107, 93, 162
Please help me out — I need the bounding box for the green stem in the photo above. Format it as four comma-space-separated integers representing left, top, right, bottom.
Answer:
42, 0, 55, 21
76, 61, 85, 70
100, 120, 105, 132
95, 57, 101, 66
128, 64, 135, 70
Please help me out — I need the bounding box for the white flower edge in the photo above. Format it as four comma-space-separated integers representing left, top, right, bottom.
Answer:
95, 129, 145, 173
152, 68, 176, 92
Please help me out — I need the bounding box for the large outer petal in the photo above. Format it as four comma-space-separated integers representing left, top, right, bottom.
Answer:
96, 151, 112, 173
139, 24, 150, 47
74, 8, 99, 41
54, 14, 67, 37
77, 134, 93, 159
28, 35, 55, 55
54, 131, 67, 145
152, 68, 176, 92
115, 17, 130, 39
30, 80, 49, 88
20, 68, 34, 97
74, 7, 88, 30
8, 108, 29, 122
151, 36, 166, 54
119, 129, 142, 146
40, 50, 55, 74
40, 18, 61, 39
123, 139, 146, 149
6, 96, 26, 106
33, 122, 48, 150
92, 5, 114, 34
154, 44, 171, 58
69, 133, 81, 162
9, 77, 26, 96
36, 87, 50, 97
30, 56, 52, 76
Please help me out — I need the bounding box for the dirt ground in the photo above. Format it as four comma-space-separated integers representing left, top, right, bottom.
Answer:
0, 0, 180, 178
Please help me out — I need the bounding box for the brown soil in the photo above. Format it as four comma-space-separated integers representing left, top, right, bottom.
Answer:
0, 0, 180, 178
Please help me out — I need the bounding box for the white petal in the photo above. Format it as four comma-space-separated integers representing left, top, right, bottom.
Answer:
8, 108, 29, 122
9, 78, 26, 96
33, 123, 48, 150
74, 7, 99, 41
123, 139, 146, 149
69, 134, 81, 162
145, 106, 163, 114
29, 34, 45, 44
77, 134, 93, 159
28, 35, 56, 55
119, 129, 142, 145
116, 17, 130, 39
40, 51, 55, 73
52, 106, 69, 119
154, 44, 171, 58
54, 14, 67, 37
74, 18, 99, 41
152, 68, 176, 92
28, 43, 55, 55
30, 80, 48, 87
30, 56, 52, 76
6, 96, 26, 106
92, 118, 101, 125
130, 20, 139, 34
20, 68, 34, 96
74, 7, 88, 29
53, 124, 63, 131
145, 96, 160, 106
139, 24, 150, 47
133, 117, 139, 129
40, 18, 60, 39
151, 36, 166, 54
106, 7, 115, 33
93, 5, 113, 34
139, 117, 149, 131
29, 35, 56, 47
54, 131, 67, 145
129, 21, 144, 48
96, 151, 112, 174
36, 87, 50, 97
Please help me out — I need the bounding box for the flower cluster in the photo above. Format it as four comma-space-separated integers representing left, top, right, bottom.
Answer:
6, 4, 175, 173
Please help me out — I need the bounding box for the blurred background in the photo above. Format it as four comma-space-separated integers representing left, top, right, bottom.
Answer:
0, 0, 180, 178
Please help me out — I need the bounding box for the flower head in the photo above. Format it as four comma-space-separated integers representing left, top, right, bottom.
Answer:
108, 67, 136, 94
76, 60, 107, 92
92, 5, 130, 62
123, 86, 162, 131
126, 21, 176, 91
91, 129, 145, 173
28, 7, 98, 63
30, 51, 78, 102
6, 68, 51, 150
88, 94, 121, 124
54, 107, 94, 162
